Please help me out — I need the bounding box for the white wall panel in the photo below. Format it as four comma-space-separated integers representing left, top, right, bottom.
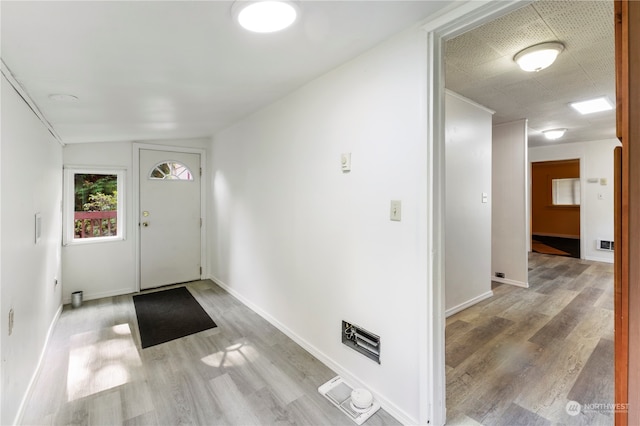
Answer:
444, 91, 494, 315
1, 75, 63, 425
62, 142, 135, 302
492, 120, 529, 287
209, 27, 429, 424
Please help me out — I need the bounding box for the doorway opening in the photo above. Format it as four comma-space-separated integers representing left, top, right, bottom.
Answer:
531, 159, 581, 259
434, 0, 616, 424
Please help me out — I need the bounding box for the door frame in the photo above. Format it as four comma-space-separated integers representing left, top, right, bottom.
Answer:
615, 0, 639, 423
420, 1, 528, 423
133, 143, 207, 292
528, 157, 586, 259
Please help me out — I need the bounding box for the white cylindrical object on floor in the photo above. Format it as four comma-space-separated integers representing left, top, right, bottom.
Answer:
351, 388, 373, 410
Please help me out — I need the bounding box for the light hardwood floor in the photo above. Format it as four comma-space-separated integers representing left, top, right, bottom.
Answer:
446, 253, 614, 425
21, 281, 400, 426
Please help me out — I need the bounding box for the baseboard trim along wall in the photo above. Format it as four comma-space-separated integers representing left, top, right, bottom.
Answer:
209, 274, 417, 425
445, 290, 494, 318
14, 304, 63, 425
492, 276, 529, 288
585, 255, 614, 264
62, 286, 135, 305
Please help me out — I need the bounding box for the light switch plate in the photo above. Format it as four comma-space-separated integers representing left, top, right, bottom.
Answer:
341, 153, 351, 172
390, 200, 401, 221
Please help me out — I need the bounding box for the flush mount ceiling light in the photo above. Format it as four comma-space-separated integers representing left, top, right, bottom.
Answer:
570, 96, 614, 115
543, 128, 567, 140
513, 42, 564, 72
232, 1, 299, 33
48, 93, 78, 102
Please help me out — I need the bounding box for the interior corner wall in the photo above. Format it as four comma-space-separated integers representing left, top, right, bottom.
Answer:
1, 74, 63, 425
444, 91, 493, 315
529, 139, 620, 263
492, 120, 528, 287
62, 138, 210, 303
209, 27, 429, 423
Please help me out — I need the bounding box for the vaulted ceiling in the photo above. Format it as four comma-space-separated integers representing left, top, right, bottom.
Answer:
445, 0, 616, 147
2, 1, 617, 147
1, 1, 451, 144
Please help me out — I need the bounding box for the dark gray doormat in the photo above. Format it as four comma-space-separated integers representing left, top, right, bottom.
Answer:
133, 286, 217, 348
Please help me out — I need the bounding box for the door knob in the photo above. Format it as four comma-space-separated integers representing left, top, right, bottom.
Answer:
142, 221, 149, 227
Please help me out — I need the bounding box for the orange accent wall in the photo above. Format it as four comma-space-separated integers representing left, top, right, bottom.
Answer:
531, 159, 580, 238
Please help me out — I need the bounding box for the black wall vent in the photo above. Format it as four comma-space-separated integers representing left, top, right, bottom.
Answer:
342, 320, 380, 364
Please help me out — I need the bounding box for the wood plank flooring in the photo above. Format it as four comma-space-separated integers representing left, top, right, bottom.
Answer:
446, 253, 614, 425
21, 281, 400, 426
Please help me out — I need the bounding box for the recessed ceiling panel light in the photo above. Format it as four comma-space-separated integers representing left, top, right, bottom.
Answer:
48, 94, 78, 102
233, 1, 298, 33
543, 128, 567, 140
570, 96, 613, 115
514, 42, 564, 72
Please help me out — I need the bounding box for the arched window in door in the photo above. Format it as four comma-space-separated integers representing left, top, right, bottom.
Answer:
149, 161, 194, 181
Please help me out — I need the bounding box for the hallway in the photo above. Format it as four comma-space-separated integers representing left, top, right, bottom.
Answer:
446, 253, 614, 425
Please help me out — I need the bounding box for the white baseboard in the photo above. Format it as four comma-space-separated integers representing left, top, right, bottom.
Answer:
208, 274, 418, 426
585, 255, 614, 264
445, 290, 494, 318
63, 286, 135, 304
492, 276, 529, 288
14, 303, 63, 425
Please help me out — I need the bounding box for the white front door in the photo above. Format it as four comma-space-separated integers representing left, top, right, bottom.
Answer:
139, 149, 201, 290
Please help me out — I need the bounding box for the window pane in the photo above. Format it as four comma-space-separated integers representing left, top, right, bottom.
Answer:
74, 173, 118, 239
552, 178, 580, 205
149, 162, 194, 180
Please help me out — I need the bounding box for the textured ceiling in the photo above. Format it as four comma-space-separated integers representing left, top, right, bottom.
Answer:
445, 0, 616, 147
1, 1, 451, 144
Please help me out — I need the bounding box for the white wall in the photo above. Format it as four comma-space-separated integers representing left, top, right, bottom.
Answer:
62, 142, 136, 302
529, 139, 620, 263
1, 75, 63, 425
62, 138, 209, 303
209, 27, 429, 424
492, 120, 529, 287
444, 91, 494, 315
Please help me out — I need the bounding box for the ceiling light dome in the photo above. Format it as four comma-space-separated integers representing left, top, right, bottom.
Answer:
514, 42, 564, 72
232, 1, 299, 33
543, 128, 567, 140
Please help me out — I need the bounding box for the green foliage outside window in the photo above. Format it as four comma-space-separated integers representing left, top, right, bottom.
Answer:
74, 174, 117, 211
74, 174, 118, 238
